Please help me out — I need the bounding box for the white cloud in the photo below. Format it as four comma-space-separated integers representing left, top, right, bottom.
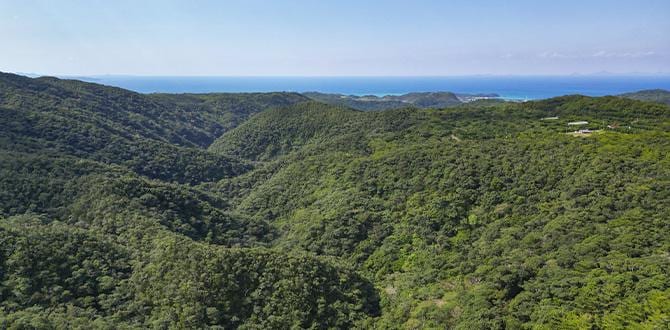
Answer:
592, 51, 656, 58
537, 50, 658, 60
538, 51, 573, 59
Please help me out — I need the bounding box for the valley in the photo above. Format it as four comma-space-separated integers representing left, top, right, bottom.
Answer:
0, 72, 669, 329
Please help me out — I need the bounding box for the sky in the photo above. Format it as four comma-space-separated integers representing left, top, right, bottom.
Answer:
1, 0, 669, 76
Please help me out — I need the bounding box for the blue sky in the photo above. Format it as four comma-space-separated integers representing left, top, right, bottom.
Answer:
1, 0, 668, 76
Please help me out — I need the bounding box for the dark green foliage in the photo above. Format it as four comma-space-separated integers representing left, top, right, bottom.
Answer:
620, 89, 670, 105
0, 216, 132, 320
0, 218, 377, 329
208, 102, 366, 160
132, 237, 379, 329
148, 91, 309, 136
0, 151, 272, 247
208, 102, 420, 161
0, 72, 305, 184
210, 95, 670, 328
0, 102, 250, 184
1, 73, 669, 328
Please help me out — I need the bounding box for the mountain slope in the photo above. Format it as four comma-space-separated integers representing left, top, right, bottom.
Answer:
0, 216, 378, 329
147, 91, 309, 140
209, 102, 366, 160
1, 74, 670, 328
619, 89, 670, 105
0, 73, 378, 328
0, 72, 308, 184
209, 95, 670, 328
1, 73, 307, 147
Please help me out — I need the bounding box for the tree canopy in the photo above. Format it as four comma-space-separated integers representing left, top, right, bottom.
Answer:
1, 72, 668, 328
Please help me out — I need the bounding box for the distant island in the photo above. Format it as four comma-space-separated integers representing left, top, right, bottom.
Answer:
303, 91, 502, 111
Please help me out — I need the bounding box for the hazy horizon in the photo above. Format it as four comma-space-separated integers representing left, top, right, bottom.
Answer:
2, 0, 669, 76
12, 72, 670, 79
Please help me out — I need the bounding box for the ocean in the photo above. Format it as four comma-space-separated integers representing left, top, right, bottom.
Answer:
73, 75, 670, 100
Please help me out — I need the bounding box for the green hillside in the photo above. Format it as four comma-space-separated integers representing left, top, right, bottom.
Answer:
619, 89, 670, 105
0, 72, 307, 184
209, 96, 670, 328
303, 91, 464, 111
1, 73, 669, 328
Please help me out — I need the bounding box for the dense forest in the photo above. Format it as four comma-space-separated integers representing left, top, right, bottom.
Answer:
1, 72, 669, 329
620, 89, 670, 106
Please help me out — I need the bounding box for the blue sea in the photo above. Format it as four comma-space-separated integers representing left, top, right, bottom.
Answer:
73, 75, 670, 100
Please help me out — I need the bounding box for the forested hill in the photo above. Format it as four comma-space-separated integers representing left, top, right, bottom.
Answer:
619, 89, 670, 105
1, 72, 670, 328
303, 91, 465, 111
0, 72, 307, 147
0, 72, 306, 184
